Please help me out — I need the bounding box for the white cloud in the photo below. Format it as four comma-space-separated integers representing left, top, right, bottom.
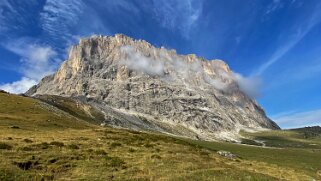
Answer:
0, 39, 58, 94
120, 45, 262, 99
271, 109, 321, 128
120, 46, 165, 76
233, 73, 262, 99
5, 39, 57, 80
0, 77, 37, 94
203, 75, 229, 91
152, 0, 203, 38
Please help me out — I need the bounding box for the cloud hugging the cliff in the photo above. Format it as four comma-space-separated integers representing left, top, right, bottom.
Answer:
120, 45, 262, 99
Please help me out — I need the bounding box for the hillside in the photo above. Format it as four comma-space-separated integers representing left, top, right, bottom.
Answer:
0, 92, 320, 180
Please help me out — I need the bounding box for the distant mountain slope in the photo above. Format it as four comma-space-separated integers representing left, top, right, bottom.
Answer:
240, 126, 321, 148
290, 126, 321, 139
26, 34, 279, 140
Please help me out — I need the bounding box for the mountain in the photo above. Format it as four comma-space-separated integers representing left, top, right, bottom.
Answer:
26, 34, 279, 140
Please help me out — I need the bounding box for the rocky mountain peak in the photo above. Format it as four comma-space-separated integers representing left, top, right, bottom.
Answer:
27, 34, 279, 141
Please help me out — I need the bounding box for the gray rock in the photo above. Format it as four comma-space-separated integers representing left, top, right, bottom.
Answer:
26, 34, 280, 140
217, 150, 238, 159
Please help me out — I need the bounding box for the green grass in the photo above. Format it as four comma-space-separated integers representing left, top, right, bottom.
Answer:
0, 92, 94, 130
291, 126, 321, 139
34, 94, 105, 125
181, 138, 321, 179
0, 92, 320, 180
241, 129, 321, 149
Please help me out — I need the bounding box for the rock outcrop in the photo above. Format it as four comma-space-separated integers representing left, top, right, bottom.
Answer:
27, 34, 279, 140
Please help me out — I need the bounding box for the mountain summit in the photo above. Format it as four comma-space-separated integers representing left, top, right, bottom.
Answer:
27, 34, 279, 140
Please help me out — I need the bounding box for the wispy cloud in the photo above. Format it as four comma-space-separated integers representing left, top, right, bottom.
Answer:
0, 0, 16, 33
0, 39, 58, 93
152, 0, 203, 38
271, 109, 321, 128
96, 0, 139, 14
254, 4, 321, 75
40, 0, 85, 45
5, 39, 58, 80
0, 0, 39, 36
120, 45, 262, 99
120, 46, 165, 76
233, 73, 263, 99
263, 0, 283, 17
267, 57, 321, 90
0, 77, 37, 94
40, 0, 112, 48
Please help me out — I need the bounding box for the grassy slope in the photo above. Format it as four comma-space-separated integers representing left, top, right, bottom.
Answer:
0, 92, 94, 130
0, 92, 320, 180
34, 94, 105, 125
241, 129, 321, 149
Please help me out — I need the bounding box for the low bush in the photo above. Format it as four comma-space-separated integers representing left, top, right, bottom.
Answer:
50, 141, 65, 147
151, 154, 161, 159
104, 156, 126, 168
95, 149, 107, 156
0, 142, 12, 150
68, 144, 79, 150
23, 139, 33, 143
110, 142, 122, 148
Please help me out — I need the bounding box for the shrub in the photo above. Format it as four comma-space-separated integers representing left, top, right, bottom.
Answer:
35, 142, 50, 149
0, 142, 12, 150
144, 143, 154, 148
87, 148, 94, 153
151, 154, 161, 159
14, 160, 33, 170
10, 126, 20, 129
95, 149, 107, 156
104, 156, 125, 168
23, 139, 33, 143
19, 146, 34, 151
50, 141, 64, 147
68, 144, 79, 150
128, 148, 136, 153
110, 142, 122, 148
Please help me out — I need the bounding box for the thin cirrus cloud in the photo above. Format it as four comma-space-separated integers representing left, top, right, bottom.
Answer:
40, 0, 86, 46
271, 109, 321, 128
254, 3, 321, 76
152, 0, 203, 38
0, 0, 16, 33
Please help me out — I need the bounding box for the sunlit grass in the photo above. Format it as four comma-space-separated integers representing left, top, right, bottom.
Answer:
0, 92, 320, 180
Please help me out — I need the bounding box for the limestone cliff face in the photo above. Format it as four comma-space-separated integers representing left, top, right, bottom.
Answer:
27, 34, 279, 140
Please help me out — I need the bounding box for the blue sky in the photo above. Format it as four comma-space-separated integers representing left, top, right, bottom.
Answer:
0, 0, 320, 128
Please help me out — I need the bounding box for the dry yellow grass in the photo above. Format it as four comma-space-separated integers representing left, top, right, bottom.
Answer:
0, 92, 319, 180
